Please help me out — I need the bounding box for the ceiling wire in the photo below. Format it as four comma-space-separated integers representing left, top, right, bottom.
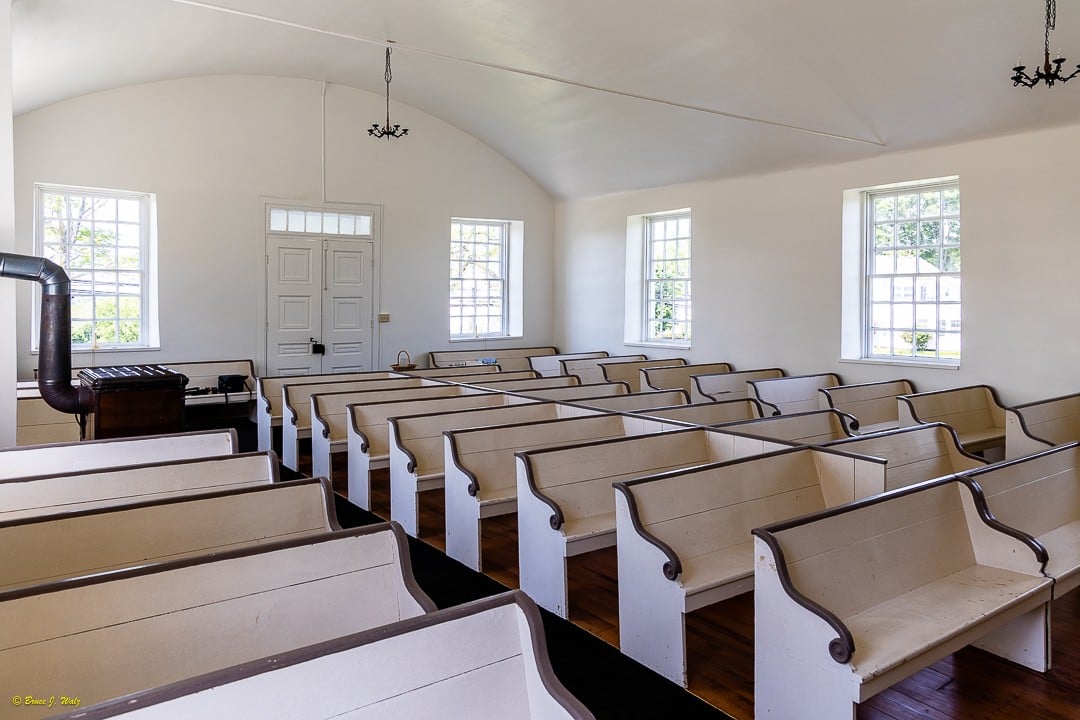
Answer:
166, 0, 885, 147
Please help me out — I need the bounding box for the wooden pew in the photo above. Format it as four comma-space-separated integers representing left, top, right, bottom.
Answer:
600, 358, 687, 393
960, 443, 1080, 598
560, 354, 646, 384
281, 376, 444, 470
716, 408, 857, 444
822, 423, 988, 493
562, 389, 689, 412
444, 415, 722, 571
753, 478, 1052, 719
514, 427, 794, 616
0, 451, 278, 523
529, 351, 609, 377
690, 367, 785, 403
430, 346, 558, 371
256, 370, 404, 452
0, 477, 338, 592
818, 379, 915, 434
513, 381, 629, 402
403, 364, 502, 378
345, 392, 537, 508
1004, 392, 1080, 459
72, 591, 594, 720
614, 445, 882, 685
630, 398, 763, 425
310, 383, 494, 478
0, 429, 236, 481
16, 389, 81, 445
639, 361, 733, 395
388, 402, 602, 536
748, 372, 841, 415
463, 374, 580, 392
0, 524, 435, 719
898, 384, 1008, 454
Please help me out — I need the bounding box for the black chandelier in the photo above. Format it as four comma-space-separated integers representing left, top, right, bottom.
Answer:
1012, 0, 1080, 87
369, 46, 409, 139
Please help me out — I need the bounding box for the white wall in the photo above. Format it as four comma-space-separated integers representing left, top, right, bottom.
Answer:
0, 0, 14, 446
13, 75, 555, 378
555, 125, 1080, 405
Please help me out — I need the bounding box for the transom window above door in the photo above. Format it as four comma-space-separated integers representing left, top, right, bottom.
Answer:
267, 205, 374, 237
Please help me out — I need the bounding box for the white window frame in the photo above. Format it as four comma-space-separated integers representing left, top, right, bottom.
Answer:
840, 177, 960, 367
624, 208, 692, 348
449, 217, 524, 341
32, 183, 159, 352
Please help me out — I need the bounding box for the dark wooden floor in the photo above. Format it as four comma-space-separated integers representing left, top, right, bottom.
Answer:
315, 455, 1080, 720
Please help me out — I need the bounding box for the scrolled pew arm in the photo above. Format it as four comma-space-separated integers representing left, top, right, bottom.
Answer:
751, 527, 856, 664
518, 452, 566, 530
614, 482, 684, 581
445, 431, 482, 497
955, 476, 1050, 571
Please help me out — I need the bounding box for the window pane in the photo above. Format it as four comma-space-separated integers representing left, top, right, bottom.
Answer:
118, 199, 141, 223
117, 223, 140, 247
871, 277, 891, 302
916, 276, 937, 302
892, 304, 913, 329
873, 196, 895, 221
339, 214, 356, 235
287, 210, 304, 232
356, 215, 372, 235
269, 208, 287, 232
871, 303, 891, 328
896, 222, 917, 247
919, 220, 940, 245
95, 198, 117, 222
944, 219, 960, 244
323, 213, 339, 234
897, 193, 918, 219
915, 304, 937, 330
892, 276, 913, 301
920, 191, 941, 217
874, 224, 893, 247
874, 250, 894, 274
942, 188, 960, 215
304, 211, 321, 233
914, 332, 937, 357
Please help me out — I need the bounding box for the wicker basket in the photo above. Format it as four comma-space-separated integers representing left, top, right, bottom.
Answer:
390, 350, 417, 372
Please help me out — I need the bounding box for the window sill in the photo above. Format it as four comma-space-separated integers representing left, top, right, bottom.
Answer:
625, 341, 692, 350
447, 335, 523, 344
30, 346, 161, 355
839, 357, 959, 370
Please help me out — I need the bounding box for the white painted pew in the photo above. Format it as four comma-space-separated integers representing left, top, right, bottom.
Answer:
346, 392, 537, 509
753, 478, 1052, 719
281, 376, 442, 469
464, 375, 581, 393
514, 381, 630, 401
73, 591, 594, 720
16, 390, 81, 445
690, 367, 785, 403
0, 451, 277, 523
898, 384, 1008, 454
560, 354, 646, 384
818, 379, 916, 434
716, 408, 857, 444
562, 389, 688, 413
311, 383, 494, 478
404, 364, 502, 378
639, 361, 733, 395
514, 427, 794, 616
823, 423, 988, 492
0, 477, 338, 592
614, 445, 881, 685
0, 524, 435, 719
430, 346, 558, 371
630, 398, 763, 425
256, 371, 404, 452
388, 402, 602, 537
529, 351, 608, 377
748, 372, 841, 415
1004, 392, 1080, 459
961, 443, 1080, 598
444, 414, 713, 571
600, 358, 687, 392
0, 429, 237, 481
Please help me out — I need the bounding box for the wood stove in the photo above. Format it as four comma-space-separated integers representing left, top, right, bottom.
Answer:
78, 365, 188, 439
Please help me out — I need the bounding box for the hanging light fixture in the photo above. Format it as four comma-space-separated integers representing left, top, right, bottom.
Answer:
1012, 0, 1080, 87
369, 45, 409, 139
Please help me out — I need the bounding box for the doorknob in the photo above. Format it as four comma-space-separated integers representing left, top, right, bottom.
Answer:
309, 337, 326, 356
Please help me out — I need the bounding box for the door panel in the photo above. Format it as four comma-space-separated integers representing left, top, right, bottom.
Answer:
322, 240, 371, 373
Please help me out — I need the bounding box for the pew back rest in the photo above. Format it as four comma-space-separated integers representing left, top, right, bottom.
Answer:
0, 451, 277, 523
0, 525, 435, 712
749, 373, 841, 415
0, 429, 237, 481
823, 423, 987, 492
619, 448, 828, 568
16, 394, 81, 445
640, 362, 733, 393
430, 346, 558, 371
170, 359, 256, 393
600, 358, 688, 392
818, 379, 915, 430
447, 414, 642, 495
465, 375, 579, 392
443, 370, 540, 385
560, 354, 646, 384
258, 371, 401, 418
691, 368, 785, 403
633, 399, 763, 425
0, 477, 338, 593
317, 384, 477, 441
717, 409, 856, 444
898, 385, 1007, 434
1006, 392, 1080, 449
529, 351, 608, 377
73, 592, 593, 720
285, 377, 430, 427
566, 390, 688, 413
404, 364, 501, 378
519, 382, 630, 401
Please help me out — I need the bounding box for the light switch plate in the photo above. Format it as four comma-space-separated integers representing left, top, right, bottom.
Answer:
377, 312, 391, 323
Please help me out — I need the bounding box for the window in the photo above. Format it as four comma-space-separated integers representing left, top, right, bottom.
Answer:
450, 219, 510, 339
865, 182, 960, 362
34, 184, 158, 350
644, 212, 691, 343
267, 205, 373, 237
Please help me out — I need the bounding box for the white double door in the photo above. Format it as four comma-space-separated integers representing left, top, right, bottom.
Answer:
266, 237, 373, 376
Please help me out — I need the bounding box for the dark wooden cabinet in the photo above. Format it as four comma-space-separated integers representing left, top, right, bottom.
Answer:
79, 366, 188, 439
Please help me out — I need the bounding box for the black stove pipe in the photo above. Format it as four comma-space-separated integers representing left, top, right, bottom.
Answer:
0, 252, 93, 414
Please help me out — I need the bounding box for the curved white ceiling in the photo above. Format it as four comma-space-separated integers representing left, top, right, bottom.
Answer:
13, 0, 1080, 198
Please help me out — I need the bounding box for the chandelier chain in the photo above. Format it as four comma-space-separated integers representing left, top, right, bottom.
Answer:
1047, 0, 1056, 56
369, 44, 408, 139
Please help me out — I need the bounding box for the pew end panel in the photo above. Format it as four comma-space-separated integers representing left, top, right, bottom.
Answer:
897, 385, 1009, 456
529, 351, 609, 377
690, 367, 785, 404
818, 379, 915, 434
599, 357, 688, 393
748, 373, 841, 416
1004, 392, 1080, 460
639, 361, 733, 394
